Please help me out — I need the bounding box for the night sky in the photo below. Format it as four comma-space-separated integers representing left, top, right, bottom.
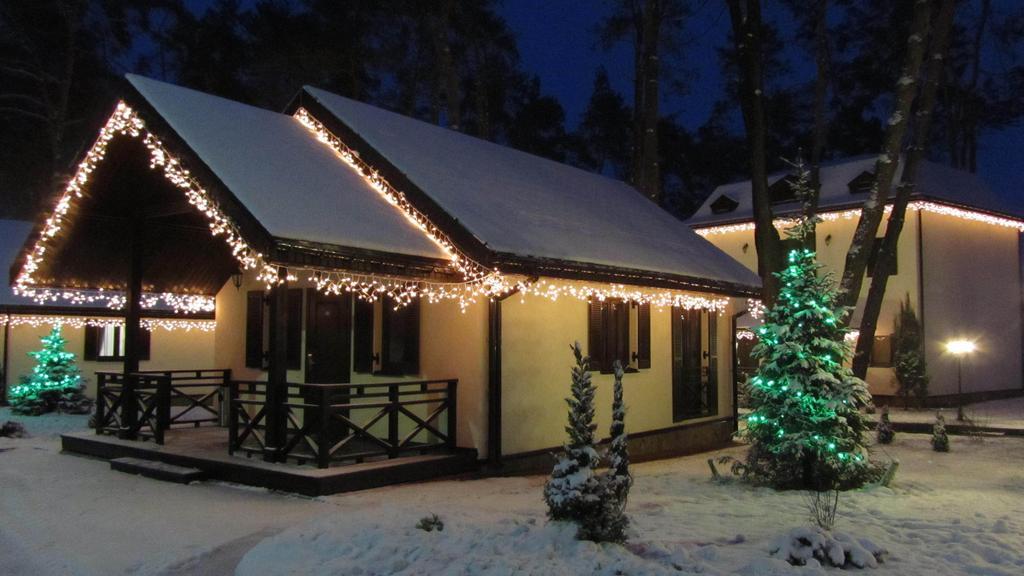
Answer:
181, 0, 1022, 203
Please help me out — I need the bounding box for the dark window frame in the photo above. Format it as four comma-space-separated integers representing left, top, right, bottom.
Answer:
84, 324, 151, 363
588, 300, 650, 373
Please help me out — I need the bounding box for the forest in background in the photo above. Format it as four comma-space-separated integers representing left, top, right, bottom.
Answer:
1, 0, 1022, 222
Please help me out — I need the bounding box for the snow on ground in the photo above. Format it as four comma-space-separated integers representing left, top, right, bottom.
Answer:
0, 406, 90, 438
1, 412, 1023, 575
884, 396, 1024, 430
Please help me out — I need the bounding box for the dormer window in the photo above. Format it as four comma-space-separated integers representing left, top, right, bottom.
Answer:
848, 170, 875, 194
710, 195, 739, 214
768, 175, 798, 204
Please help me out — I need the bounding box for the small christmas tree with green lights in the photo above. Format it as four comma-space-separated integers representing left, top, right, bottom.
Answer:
9, 326, 91, 416
741, 162, 873, 490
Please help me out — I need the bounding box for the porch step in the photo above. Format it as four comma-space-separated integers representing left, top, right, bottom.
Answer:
110, 457, 206, 484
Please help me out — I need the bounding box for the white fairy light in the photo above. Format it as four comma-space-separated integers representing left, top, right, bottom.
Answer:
12, 101, 738, 318
694, 201, 1024, 237
1, 314, 215, 332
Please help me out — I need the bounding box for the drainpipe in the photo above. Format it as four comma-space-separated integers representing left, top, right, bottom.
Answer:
1, 311, 9, 405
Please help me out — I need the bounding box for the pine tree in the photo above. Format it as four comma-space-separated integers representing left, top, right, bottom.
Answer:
741, 164, 874, 490
9, 326, 90, 416
931, 412, 950, 452
544, 342, 602, 522
580, 359, 631, 543
876, 406, 895, 445
893, 295, 929, 408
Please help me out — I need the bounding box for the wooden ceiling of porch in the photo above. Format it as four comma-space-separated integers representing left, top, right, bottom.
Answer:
21, 136, 238, 296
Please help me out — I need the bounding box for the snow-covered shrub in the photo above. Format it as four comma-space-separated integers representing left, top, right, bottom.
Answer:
579, 360, 630, 543
932, 413, 950, 452
544, 345, 631, 543
415, 514, 444, 532
770, 526, 886, 569
876, 406, 895, 444
1, 421, 28, 438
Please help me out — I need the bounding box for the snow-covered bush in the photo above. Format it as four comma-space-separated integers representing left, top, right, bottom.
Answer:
770, 526, 886, 568
544, 344, 631, 543
876, 406, 895, 444
415, 514, 444, 532
932, 412, 950, 452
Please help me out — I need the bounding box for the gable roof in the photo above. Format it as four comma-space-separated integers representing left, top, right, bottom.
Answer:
689, 155, 1022, 228
295, 86, 760, 292
125, 74, 447, 261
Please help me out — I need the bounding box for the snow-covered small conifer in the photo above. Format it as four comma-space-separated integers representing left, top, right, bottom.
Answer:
544, 342, 602, 522
10, 326, 91, 416
580, 360, 630, 543
876, 406, 895, 445
931, 412, 950, 452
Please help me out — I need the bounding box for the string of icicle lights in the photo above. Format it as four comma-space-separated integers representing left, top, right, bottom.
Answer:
12, 100, 732, 316
737, 327, 858, 343
694, 202, 1024, 236
12, 102, 215, 314
1, 314, 216, 332
293, 107, 730, 312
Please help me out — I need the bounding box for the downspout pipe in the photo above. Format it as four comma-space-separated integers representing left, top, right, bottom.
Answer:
731, 308, 750, 433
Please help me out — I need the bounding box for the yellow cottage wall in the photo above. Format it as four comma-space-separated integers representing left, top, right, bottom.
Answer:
697, 215, 921, 396
500, 295, 738, 455
920, 211, 1022, 396
215, 270, 739, 458
2, 321, 215, 398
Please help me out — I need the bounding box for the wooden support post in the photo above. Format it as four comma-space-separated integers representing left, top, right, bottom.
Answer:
95, 373, 107, 434
264, 269, 290, 462
446, 379, 458, 449
388, 384, 399, 458
1, 319, 9, 405
227, 380, 239, 455
120, 224, 144, 439
317, 386, 331, 468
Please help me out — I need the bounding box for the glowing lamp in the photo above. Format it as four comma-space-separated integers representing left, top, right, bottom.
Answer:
945, 340, 976, 355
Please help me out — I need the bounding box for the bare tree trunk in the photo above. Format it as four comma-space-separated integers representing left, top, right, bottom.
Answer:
839, 0, 933, 314
852, 0, 957, 378
727, 0, 782, 304
638, 0, 662, 204
433, 0, 461, 130
629, 1, 644, 188
805, 0, 831, 247
964, 0, 989, 173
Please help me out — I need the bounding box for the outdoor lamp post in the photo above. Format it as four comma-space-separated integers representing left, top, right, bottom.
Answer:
945, 339, 976, 421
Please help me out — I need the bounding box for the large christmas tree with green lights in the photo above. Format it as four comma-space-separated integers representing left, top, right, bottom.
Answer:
741, 166, 873, 491
9, 326, 91, 416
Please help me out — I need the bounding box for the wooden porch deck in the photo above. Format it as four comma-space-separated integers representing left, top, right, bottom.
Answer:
61, 427, 478, 496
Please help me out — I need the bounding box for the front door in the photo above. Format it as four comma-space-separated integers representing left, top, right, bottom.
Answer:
305, 289, 352, 384
672, 308, 718, 421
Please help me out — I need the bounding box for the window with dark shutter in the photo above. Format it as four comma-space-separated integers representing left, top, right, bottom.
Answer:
380, 299, 420, 375
636, 303, 651, 369
84, 326, 99, 361
870, 335, 894, 368
245, 290, 265, 368
588, 299, 647, 373
588, 301, 606, 372
286, 289, 303, 370
83, 324, 149, 362
352, 299, 375, 373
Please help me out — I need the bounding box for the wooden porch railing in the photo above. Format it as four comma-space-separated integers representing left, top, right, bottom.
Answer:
228, 379, 458, 468
95, 369, 232, 444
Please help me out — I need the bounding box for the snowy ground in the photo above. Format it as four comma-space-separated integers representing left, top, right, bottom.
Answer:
883, 396, 1024, 430
1, 412, 1022, 575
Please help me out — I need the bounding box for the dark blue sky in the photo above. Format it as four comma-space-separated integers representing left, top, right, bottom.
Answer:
182, 0, 1021, 200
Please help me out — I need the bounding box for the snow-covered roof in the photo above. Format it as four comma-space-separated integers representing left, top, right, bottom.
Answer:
689, 155, 1023, 227
301, 86, 761, 290
126, 75, 446, 261
1, 219, 35, 307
